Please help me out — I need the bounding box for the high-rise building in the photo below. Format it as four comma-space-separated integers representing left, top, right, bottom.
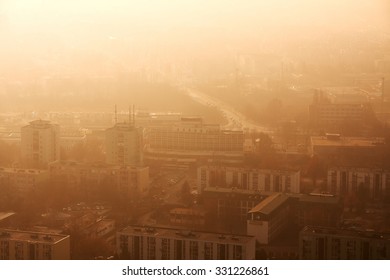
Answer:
21, 120, 60, 168
105, 123, 143, 166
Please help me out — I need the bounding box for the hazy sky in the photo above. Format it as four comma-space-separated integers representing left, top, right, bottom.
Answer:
1, 0, 389, 32
0, 0, 389, 79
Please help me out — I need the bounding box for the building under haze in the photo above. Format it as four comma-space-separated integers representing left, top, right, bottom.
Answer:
0, 167, 49, 197
49, 160, 149, 198
146, 117, 244, 164
117, 226, 255, 260
0, 229, 70, 260
309, 87, 370, 126
327, 166, 390, 200
197, 165, 300, 194
21, 120, 60, 169
105, 123, 143, 166
299, 226, 390, 260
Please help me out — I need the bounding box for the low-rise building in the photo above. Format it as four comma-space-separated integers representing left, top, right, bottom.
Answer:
49, 161, 149, 197
310, 134, 384, 164
169, 208, 207, 228
247, 193, 290, 244
0, 229, 70, 260
146, 117, 244, 164
327, 166, 390, 200
0, 167, 49, 196
309, 87, 370, 126
117, 226, 255, 260
299, 226, 390, 260
198, 165, 300, 194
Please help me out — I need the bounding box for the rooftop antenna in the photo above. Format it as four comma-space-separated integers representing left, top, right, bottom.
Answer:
114, 104, 117, 124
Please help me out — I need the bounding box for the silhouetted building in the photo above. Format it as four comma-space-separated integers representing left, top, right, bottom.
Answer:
0, 229, 70, 260
105, 123, 143, 166
117, 226, 255, 260
299, 226, 390, 260
21, 120, 60, 168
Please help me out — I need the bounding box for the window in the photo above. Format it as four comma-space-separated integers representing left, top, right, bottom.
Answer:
217, 244, 227, 260
15, 242, 24, 260
0, 241, 9, 260
174, 240, 185, 260
265, 175, 270, 191
233, 245, 242, 260
204, 242, 213, 260
147, 237, 156, 260
189, 241, 198, 260
161, 239, 170, 260
42, 244, 52, 260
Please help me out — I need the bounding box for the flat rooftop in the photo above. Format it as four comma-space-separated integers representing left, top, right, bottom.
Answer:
0, 167, 48, 175
249, 193, 289, 216
119, 226, 254, 244
301, 226, 390, 241
0, 228, 69, 244
0, 212, 15, 221
311, 136, 385, 147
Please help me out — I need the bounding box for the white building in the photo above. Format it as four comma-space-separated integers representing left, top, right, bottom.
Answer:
117, 226, 255, 260
198, 165, 300, 194
105, 123, 143, 166
21, 120, 60, 168
327, 166, 390, 200
0, 229, 70, 260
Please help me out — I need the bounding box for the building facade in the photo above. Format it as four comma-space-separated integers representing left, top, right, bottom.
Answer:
117, 226, 255, 260
0, 167, 49, 197
327, 166, 390, 200
309, 88, 369, 125
21, 120, 60, 168
146, 117, 244, 164
198, 165, 300, 194
0, 229, 70, 260
105, 123, 143, 166
49, 161, 149, 197
247, 193, 290, 244
299, 226, 390, 260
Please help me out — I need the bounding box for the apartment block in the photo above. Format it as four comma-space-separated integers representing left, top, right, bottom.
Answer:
0, 167, 49, 196
0, 229, 70, 260
198, 165, 300, 194
105, 123, 143, 166
327, 166, 390, 200
117, 226, 255, 260
299, 226, 390, 260
21, 120, 60, 168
